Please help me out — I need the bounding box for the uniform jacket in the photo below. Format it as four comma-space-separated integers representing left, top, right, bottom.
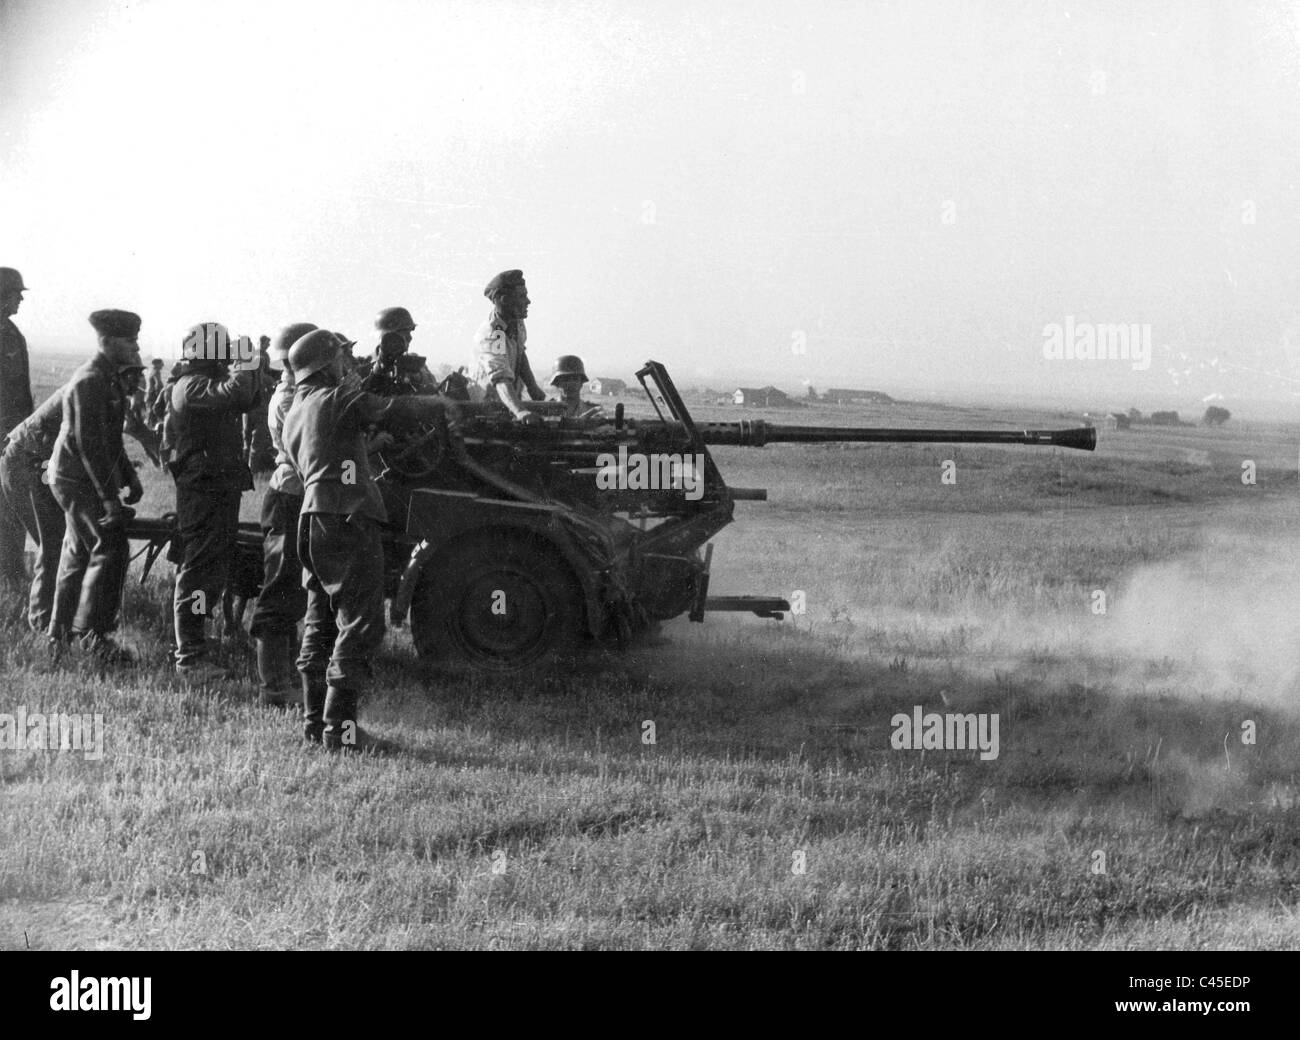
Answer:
3, 388, 64, 462
0, 316, 34, 435
282, 380, 446, 523
49, 353, 129, 501
471, 311, 539, 400
162, 363, 259, 489
267, 373, 303, 497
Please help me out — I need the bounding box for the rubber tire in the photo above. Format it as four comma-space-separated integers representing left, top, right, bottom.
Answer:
409, 534, 584, 673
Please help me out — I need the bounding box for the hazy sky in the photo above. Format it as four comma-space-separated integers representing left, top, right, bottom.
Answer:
3, 0, 1299, 411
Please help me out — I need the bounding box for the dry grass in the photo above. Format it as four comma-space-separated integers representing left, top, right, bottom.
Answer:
2, 397, 1299, 949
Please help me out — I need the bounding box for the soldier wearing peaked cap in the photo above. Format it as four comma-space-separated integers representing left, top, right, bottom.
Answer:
282, 327, 458, 752
472, 270, 547, 425
247, 321, 317, 706
163, 322, 262, 683
0, 267, 35, 592
46, 310, 144, 662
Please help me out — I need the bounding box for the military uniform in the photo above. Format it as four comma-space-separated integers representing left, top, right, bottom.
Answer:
282, 329, 451, 749
164, 343, 259, 671
471, 313, 541, 403
0, 391, 67, 631
248, 324, 314, 702
48, 353, 134, 642
0, 304, 35, 587
242, 358, 277, 476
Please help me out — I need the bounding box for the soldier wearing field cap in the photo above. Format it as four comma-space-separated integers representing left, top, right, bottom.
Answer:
164, 322, 261, 683
472, 270, 547, 425
0, 267, 35, 591
9, 368, 159, 638
248, 321, 317, 706
47, 310, 144, 661
282, 327, 458, 752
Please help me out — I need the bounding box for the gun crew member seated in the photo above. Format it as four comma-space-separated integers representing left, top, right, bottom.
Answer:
472, 269, 547, 425
281, 328, 458, 753
357, 307, 436, 397
47, 309, 145, 663
549, 355, 605, 420
163, 322, 262, 683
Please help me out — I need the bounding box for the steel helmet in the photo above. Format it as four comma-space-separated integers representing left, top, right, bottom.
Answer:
272, 322, 318, 366
288, 328, 340, 381
375, 307, 416, 333
548, 355, 588, 386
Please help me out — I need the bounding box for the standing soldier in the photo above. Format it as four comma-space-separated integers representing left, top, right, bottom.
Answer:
282, 329, 456, 751
359, 308, 436, 395
164, 322, 260, 682
0, 267, 35, 592
248, 322, 316, 707
3, 367, 156, 637
243, 338, 277, 477
47, 310, 144, 661
472, 269, 547, 425
144, 358, 166, 414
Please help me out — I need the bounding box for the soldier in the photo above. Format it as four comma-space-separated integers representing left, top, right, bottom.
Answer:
358, 308, 436, 396
243, 340, 277, 477
3, 365, 158, 636
144, 358, 166, 414
471, 270, 547, 425
47, 310, 144, 661
282, 328, 456, 752
164, 322, 260, 682
247, 321, 317, 707
0, 267, 35, 592
548, 355, 605, 420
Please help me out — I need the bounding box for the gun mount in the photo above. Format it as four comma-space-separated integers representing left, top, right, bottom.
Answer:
126, 361, 1095, 674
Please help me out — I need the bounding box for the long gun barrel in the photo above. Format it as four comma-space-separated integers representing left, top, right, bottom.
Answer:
693, 420, 1097, 451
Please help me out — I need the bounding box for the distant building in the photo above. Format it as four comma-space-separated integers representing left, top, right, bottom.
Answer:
589, 377, 627, 396
733, 386, 798, 407
822, 388, 895, 405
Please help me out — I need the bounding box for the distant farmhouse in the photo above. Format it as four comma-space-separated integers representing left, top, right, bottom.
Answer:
589, 377, 627, 396
733, 386, 798, 407
822, 388, 896, 405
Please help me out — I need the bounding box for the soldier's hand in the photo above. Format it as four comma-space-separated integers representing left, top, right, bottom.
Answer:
367, 431, 395, 452
101, 499, 126, 528
516, 410, 544, 427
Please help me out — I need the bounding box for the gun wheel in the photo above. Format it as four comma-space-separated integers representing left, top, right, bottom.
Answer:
409, 535, 583, 672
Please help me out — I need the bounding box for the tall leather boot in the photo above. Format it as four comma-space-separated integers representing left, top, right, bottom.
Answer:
301, 673, 326, 746
322, 686, 394, 755
256, 635, 290, 707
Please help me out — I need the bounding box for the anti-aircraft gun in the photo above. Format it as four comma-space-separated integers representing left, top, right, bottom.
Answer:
371, 361, 1095, 671
124, 361, 1094, 672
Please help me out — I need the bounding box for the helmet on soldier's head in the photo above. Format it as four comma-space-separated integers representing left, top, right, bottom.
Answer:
288, 328, 341, 381
375, 307, 416, 333
548, 355, 588, 386
272, 322, 318, 366
0, 268, 29, 294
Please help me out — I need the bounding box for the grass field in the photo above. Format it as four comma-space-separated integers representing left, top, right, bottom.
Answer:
2, 363, 1299, 949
